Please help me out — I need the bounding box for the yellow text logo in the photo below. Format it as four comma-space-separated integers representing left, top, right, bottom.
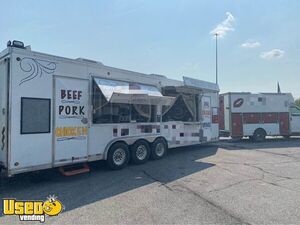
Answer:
2, 195, 63, 223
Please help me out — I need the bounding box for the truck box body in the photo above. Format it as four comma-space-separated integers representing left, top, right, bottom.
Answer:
219, 92, 300, 139
0, 42, 219, 176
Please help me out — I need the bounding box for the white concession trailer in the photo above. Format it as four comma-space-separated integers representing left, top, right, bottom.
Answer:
219, 92, 300, 141
0, 41, 219, 177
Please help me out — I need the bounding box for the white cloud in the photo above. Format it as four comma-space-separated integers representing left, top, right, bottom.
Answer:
260, 49, 285, 60
210, 12, 235, 38
240, 42, 261, 48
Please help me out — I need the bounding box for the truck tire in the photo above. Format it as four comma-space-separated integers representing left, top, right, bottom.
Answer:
131, 140, 150, 165
252, 129, 266, 142
151, 138, 167, 160
107, 142, 130, 170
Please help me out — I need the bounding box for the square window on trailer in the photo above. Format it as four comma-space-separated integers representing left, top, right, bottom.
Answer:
21, 98, 51, 134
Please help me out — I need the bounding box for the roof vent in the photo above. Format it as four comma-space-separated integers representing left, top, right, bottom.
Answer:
76, 58, 103, 65
149, 73, 167, 79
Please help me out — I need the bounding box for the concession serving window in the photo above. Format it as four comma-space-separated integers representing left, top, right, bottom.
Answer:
92, 78, 174, 124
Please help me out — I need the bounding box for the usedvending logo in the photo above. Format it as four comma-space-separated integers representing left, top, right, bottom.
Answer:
233, 98, 244, 107
2, 195, 64, 223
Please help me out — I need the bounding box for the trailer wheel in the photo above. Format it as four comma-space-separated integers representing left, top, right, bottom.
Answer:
151, 138, 167, 160
131, 140, 150, 165
252, 129, 266, 142
107, 142, 130, 170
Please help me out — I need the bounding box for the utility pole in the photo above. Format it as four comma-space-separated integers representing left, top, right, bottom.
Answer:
215, 33, 218, 85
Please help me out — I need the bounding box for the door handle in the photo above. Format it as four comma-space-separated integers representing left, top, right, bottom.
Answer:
81, 117, 88, 124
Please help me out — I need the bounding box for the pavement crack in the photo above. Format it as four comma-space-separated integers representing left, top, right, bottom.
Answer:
216, 164, 300, 193
208, 178, 259, 193
255, 150, 300, 160
142, 170, 173, 192
219, 142, 300, 160
208, 160, 300, 165
210, 159, 298, 181
174, 184, 252, 225
243, 163, 297, 180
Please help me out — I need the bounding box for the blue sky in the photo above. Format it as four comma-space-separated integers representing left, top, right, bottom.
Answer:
1, 0, 299, 98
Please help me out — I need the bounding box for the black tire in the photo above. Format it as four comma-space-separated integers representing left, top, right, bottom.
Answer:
131, 140, 150, 165
252, 129, 266, 142
151, 138, 167, 160
106, 142, 130, 170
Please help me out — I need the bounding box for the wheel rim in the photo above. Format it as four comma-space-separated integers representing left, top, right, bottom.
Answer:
113, 148, 126, 166
155, 143, 165, 157
136, 145, 147, 160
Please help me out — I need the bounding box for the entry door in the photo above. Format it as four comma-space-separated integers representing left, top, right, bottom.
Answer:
200, 96, 212, 142
290, 106, 300, 133
54, 77, 89, 165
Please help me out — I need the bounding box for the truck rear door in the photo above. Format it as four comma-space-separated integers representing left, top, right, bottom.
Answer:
0, 59, 8, 168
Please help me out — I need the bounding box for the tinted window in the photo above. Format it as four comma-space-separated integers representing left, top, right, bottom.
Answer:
21, 98, 51, 134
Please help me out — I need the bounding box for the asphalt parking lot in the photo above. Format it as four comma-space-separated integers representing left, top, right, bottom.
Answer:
1, 138, 300, 224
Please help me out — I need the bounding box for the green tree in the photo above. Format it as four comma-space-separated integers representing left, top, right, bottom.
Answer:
296, 98, 300, 107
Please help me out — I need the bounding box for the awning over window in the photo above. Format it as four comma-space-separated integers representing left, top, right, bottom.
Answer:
183, 76, 220, 92
93, 77, 174, 105
109, 93, 175, 105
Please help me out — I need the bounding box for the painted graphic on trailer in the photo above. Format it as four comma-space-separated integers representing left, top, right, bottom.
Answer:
54, 78, 89, 164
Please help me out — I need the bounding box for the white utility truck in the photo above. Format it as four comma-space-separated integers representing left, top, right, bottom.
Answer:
219, 92, 300, 141
0, 41, 219, 177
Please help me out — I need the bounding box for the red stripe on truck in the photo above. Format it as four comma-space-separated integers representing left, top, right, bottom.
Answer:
243, 113, 260, 123
262, 113, 278, 123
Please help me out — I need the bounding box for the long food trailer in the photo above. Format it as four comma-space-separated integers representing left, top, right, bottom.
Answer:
219, 92, 300, 141
0, 41, 219, 176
